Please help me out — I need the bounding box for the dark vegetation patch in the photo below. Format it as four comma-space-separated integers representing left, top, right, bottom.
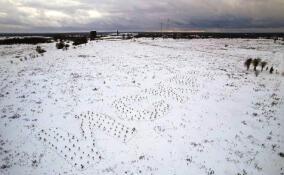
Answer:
50, 33, 90, 41
0, 33, 90, 46
52, 34, 89, 48
0, 164, 11, 169
0, 135, 12, 170
9, 113, 21, 119
53, 35, 88, 46
2, 32, 283, 42
72, 37, 88, 46
36, 46, 46, 54
56, 41, 69, 49
134, 32, 284, 39
0, 37, 52, 45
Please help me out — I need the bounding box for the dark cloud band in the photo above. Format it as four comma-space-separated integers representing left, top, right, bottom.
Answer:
0, 0, 283, 32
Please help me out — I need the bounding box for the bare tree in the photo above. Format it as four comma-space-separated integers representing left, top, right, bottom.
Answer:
269, 67, 274, 74
260, 61, 267, 72
244, 58, 252, 70
252, 58, 261, 71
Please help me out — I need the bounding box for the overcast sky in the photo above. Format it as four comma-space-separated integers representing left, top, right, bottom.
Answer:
0, 0, 284, 33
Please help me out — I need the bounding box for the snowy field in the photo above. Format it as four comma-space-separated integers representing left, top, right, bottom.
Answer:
0, 38, 284, 175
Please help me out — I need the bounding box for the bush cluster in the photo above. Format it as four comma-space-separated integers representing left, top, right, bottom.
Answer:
36, 46, 46, 53
56, 41, 69, 49
244, 58, 278, 76
72, 37, 88, 46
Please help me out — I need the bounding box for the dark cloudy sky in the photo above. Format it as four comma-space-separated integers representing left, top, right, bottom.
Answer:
0, 0, 284, 33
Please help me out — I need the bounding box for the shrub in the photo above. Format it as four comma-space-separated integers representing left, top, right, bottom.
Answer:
56, 41, 70, 50
244, 58, 252, 70
173, 33, 178, 39
252, 58, 261, 71
56, 41, 65, 49
90, 31, 97, 40
63, 44, 70, 51
260, 61, 267, 71
36, 46, 46, 54
269, 67, 274, 74
126, 33, 132, 39
72, 37, 88, 46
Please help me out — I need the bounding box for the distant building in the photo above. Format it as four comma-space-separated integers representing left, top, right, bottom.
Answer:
90, 31, 97, 40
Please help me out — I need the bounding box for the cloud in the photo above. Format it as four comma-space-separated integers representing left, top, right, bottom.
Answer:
0, 0, 283, 32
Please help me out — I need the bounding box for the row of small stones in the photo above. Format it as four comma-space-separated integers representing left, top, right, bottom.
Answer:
37, 128, 101, 169
113, 96, 169, 120
168, 74, 198, 87
38, 128, 98, 153
158, 73, 200, 99
88, 120, 136, 142
158, 84, 199, 99
173, 87, 199, 94
119, 95, 147, 102
160, 76, 199, 91
88, 122, 95, 139
11, 54, 42, 63
76, 113, 136, 142
80, 120, 97, 146
112, 95, 148, 110
112, 86, 188, 121
76, 113, 131, 131
151, 86, 187, 102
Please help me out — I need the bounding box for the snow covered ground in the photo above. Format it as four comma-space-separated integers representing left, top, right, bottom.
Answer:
0, 38, 283, 175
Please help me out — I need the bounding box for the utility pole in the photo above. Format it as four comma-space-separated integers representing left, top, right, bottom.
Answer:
160, 22, 163, 33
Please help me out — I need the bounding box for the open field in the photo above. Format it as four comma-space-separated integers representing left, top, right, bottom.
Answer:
0, 38, 284, 175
